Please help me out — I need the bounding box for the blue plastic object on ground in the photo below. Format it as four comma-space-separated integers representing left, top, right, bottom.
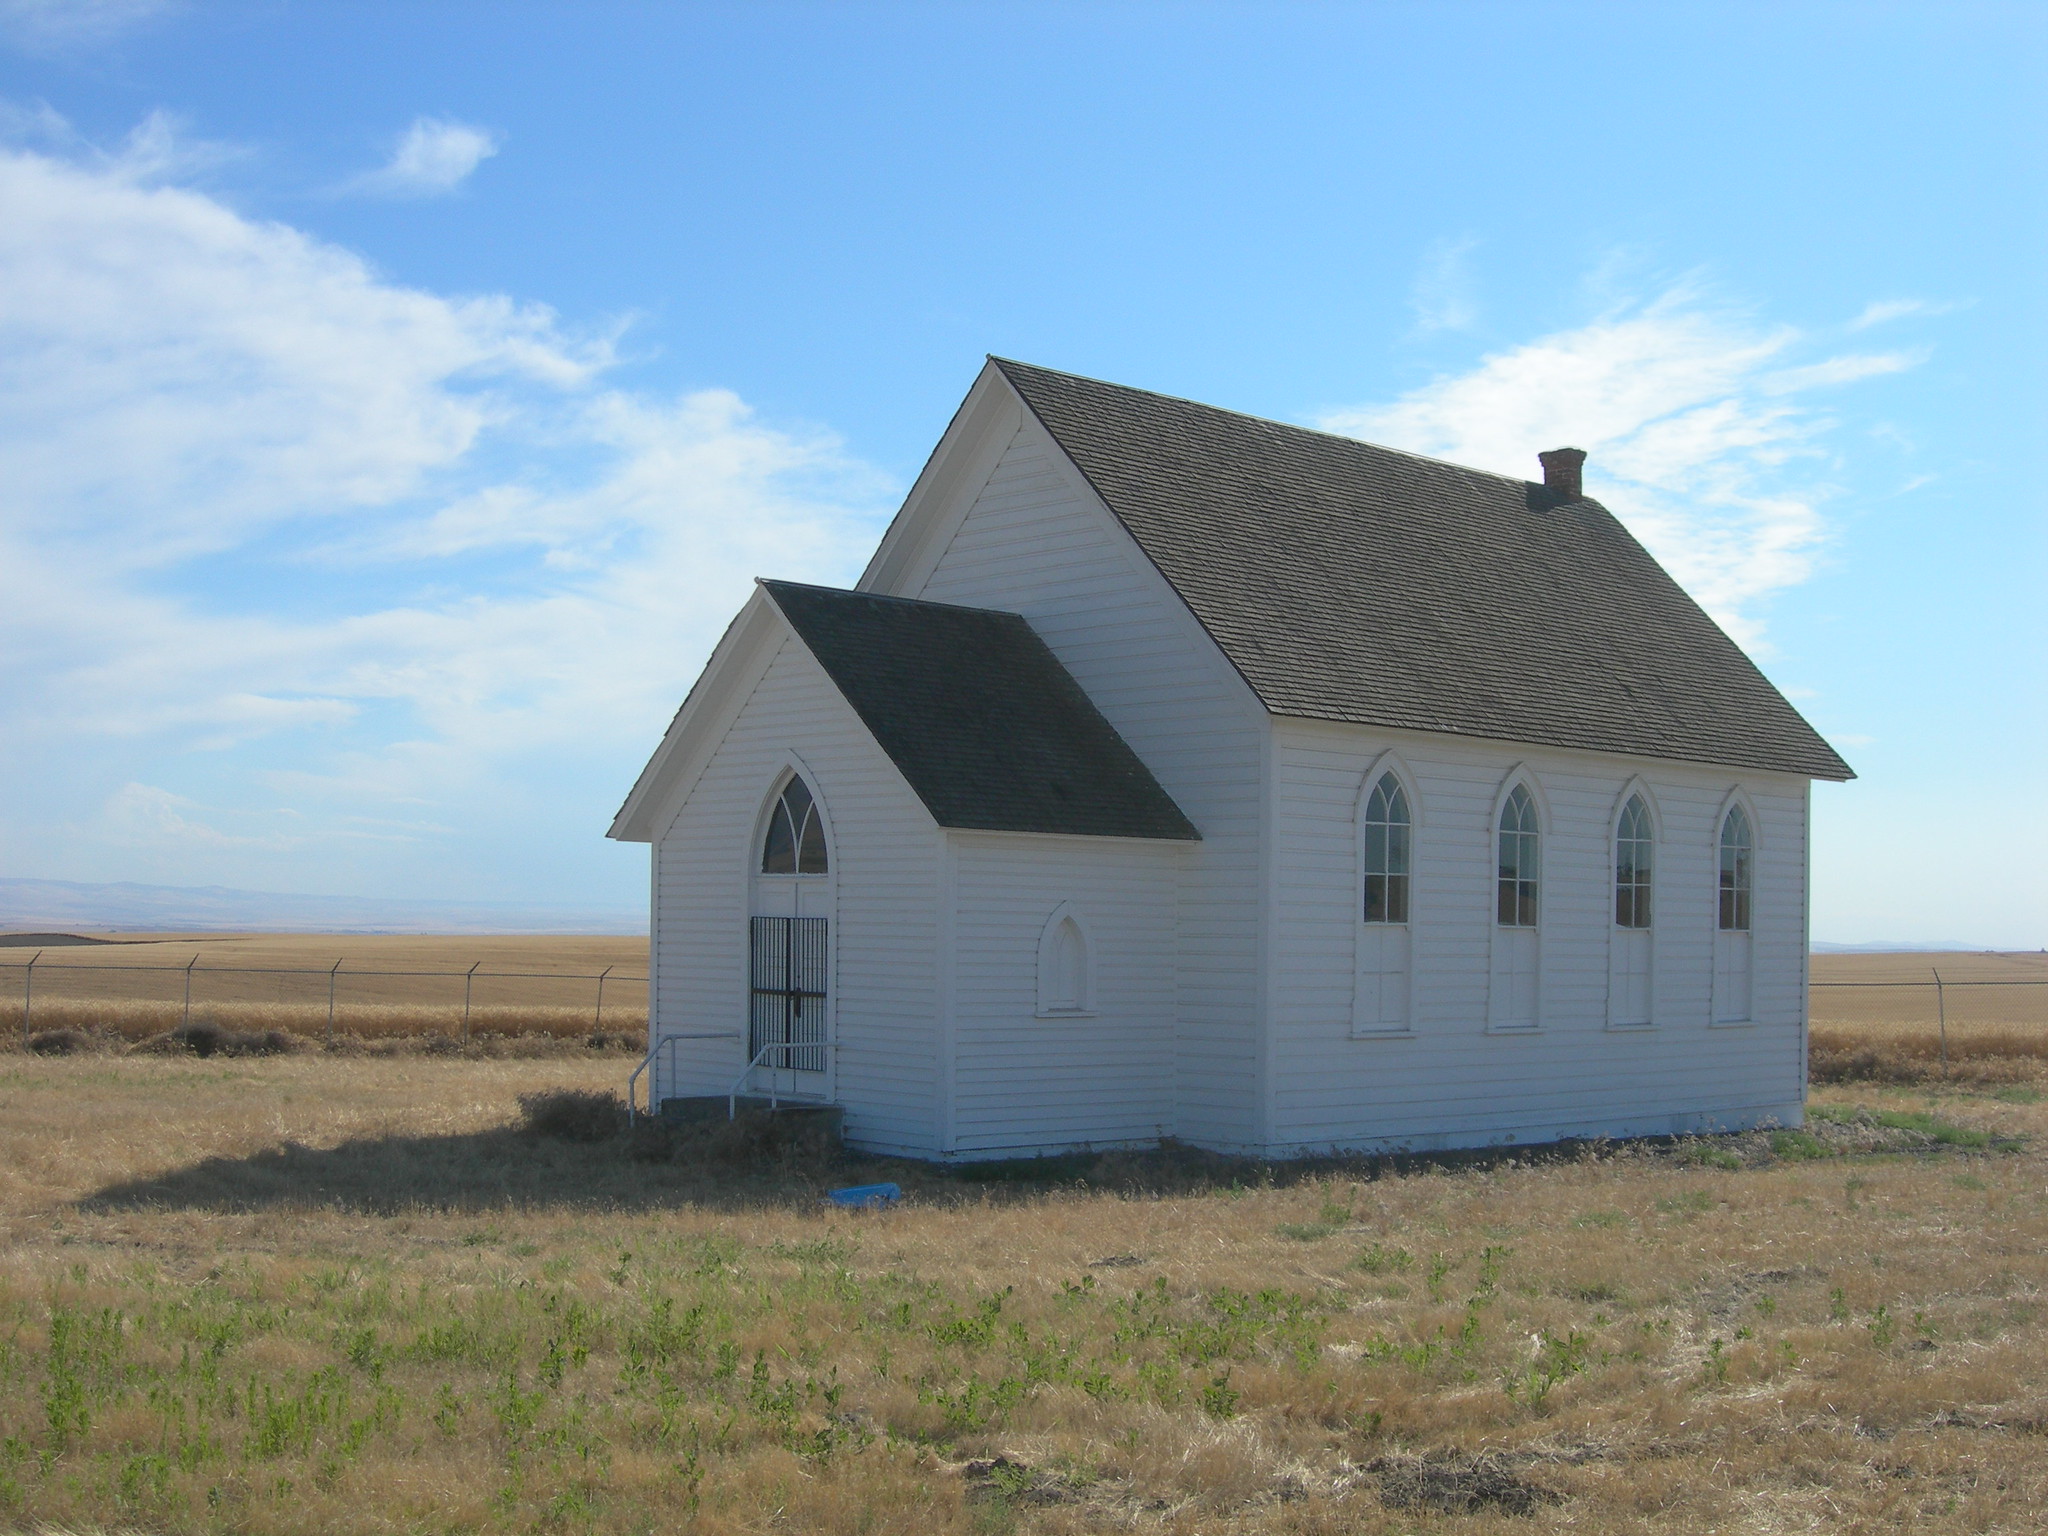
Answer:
825, 1182, 901, 1208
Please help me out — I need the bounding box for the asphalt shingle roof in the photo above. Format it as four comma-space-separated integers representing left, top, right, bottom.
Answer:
762, 580, 1200, 840
992, 358, 1853, 782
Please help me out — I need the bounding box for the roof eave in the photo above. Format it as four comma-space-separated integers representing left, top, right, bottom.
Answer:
607, 586, 788, 843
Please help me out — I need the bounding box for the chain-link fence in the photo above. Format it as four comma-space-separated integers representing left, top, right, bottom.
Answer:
0, 952, 648, 1044
1810, 974, 2048, 1080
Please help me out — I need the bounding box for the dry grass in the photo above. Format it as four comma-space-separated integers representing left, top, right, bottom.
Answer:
1, 1037, 2044, 1533
2, 995, 647, 1051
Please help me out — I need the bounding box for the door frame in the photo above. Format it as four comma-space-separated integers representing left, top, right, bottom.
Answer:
746, 758, 838, 1100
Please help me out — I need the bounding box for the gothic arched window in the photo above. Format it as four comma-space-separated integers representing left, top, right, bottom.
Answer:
761, 775, 828, 875
1496, 785, 1539, 927
1362, 773, 1411, 924
1615, 795, 1653, 929
1718, 805, 1753, 932
1036, 907, 1093, 1016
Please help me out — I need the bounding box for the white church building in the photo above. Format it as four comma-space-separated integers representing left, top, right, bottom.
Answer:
611, 359, 1853, 1159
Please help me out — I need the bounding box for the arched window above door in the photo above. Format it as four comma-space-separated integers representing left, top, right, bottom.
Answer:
761, 775, 828, 875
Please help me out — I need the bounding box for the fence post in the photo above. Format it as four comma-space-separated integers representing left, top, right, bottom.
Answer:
182, 954, 198, 1029
1932, 967, 1947, 1077
327, 959, 342, 1042
463, 962, 479, 1044
23, 950, 40, 1041
594, 965, 613, 1034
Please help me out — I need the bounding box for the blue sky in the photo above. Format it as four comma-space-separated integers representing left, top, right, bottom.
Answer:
0, 1, 2040, 944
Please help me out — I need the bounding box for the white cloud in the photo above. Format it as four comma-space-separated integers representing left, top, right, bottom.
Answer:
102, 783, 307, 853
0, 130, 894, 895
1316, 288, 1920, 646
1410, 235, 1479, 333
1847, 298, 1944, 330
342, 117, 500, 199
0, 0, 173, 50
1760, 352, 1918, 395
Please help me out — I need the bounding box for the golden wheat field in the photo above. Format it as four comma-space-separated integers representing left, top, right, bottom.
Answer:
0, 932, 649, 1044
0, 947, 2044, 1534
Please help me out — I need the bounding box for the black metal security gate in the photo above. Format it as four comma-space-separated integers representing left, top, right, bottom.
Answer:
748, 916, 827, 1073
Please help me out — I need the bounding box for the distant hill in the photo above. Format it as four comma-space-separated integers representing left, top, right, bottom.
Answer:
0, 877, 644, 936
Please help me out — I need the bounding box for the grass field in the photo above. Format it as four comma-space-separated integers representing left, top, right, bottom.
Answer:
1, 957, 2044, 1534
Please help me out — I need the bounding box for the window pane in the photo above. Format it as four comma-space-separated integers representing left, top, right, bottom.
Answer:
1386, 782, 1410, 825
1386, 873, 1409, 925
761, 803, 796, 874
796, 806, 829, 874
1364, 874, 1387, 924
1363, 824, 1388, 875
1721, 805, 1750, 851
1497, 880, 1518, 926
1518, 882, 1539, 928
781, 776, 814, 824
1387, 822, 1411, 876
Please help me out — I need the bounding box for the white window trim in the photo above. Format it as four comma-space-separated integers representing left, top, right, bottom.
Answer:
1709, 787, 1761, 1028
1485, 766, 1547, 1034
1605, 778, 1662, 1031
751, 753, 837, 877
1035, 901, 1097, 1018
1352, 750, 1419, 1037
745, 756, 838, 1094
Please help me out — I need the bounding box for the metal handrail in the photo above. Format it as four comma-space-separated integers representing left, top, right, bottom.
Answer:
626, 1030, 739, 1125
728, 1039, 833, 1120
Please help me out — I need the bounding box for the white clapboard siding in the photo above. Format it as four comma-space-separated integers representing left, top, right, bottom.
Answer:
1265, 718, 1810, 1153
654, 637, 944, 1155
945, 830, 1181, 1156
903, 421, 1270, 1149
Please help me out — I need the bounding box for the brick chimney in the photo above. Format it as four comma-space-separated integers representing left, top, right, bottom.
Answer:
1538, 448, 1587, 500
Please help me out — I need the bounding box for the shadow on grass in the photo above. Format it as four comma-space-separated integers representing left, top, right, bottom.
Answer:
76, 1116, 1668, 1218
77, 1117, 910, 1215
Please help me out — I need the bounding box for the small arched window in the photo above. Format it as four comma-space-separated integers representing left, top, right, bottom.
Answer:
761, 775, 828, 875
1497, 785, 1539, 928
1615, 795, 1653, 929
1036, 908, 1092, 1016
1044, 920, 1086, 1012
1718, 805, 1752, 932
1362, 773, 1411, 924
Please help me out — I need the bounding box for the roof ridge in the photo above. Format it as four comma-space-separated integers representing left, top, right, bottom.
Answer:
986, 355, 1550, 495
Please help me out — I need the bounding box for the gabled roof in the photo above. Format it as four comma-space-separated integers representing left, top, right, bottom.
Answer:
762, 581, 1200, 840
989, 358, 1854, 782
